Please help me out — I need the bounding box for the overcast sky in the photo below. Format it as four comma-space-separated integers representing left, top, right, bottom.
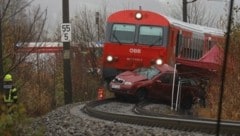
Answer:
30, 0, 237, 32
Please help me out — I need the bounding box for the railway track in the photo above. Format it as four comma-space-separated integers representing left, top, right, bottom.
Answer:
83, 98, 240, 135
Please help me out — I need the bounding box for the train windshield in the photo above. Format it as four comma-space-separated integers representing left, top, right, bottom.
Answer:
110, 24, 136, 43
138, 26, 163, 46
134, 66, 160, 79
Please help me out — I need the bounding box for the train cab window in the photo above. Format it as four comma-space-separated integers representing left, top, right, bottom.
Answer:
110, 24, 136, 44
138, 26, 163, 46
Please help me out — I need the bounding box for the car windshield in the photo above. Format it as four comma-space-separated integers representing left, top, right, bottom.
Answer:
134, 66, 160, 79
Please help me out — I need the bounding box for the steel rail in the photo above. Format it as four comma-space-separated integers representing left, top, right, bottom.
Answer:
134, 102, 240, 134
83, 99, 240, 135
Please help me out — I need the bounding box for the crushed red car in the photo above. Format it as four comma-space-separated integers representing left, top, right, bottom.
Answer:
109, 64, 205, 109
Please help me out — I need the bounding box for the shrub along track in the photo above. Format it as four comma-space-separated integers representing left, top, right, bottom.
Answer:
82, 98, 240, 135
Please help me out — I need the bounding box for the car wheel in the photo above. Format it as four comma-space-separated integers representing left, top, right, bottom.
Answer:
136, 89, 147, 102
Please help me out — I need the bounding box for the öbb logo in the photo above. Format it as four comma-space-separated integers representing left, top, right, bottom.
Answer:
129, 48, 141, 54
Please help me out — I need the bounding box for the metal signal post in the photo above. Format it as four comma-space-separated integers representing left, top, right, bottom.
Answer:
62, 0, 72, 104
182, 0, 197, 22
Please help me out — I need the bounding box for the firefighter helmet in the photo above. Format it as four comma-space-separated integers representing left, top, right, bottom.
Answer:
4, 74, 12, 82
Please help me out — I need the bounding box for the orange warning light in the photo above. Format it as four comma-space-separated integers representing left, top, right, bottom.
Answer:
97, 87, 105, 100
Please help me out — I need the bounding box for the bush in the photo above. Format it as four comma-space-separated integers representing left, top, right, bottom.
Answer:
198, 25, 240, 120
0, 102, 44, 136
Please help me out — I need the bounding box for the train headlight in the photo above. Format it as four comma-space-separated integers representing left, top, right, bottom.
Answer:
156, 58, 163, 65
106, 55, 113, 62
135, 12, 142, 20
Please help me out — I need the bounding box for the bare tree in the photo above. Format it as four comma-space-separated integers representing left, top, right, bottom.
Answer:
219, 5, 240, 120
51, 5, 107, 102
0, 0, 46, 77
170, 0, 219, 27
0, 0, 49, 116
72, 7, 105, 73
71, 7, 106, 101
187, 1, 217, 26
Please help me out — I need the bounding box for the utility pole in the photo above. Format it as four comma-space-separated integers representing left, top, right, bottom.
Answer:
182, 0, 197, 22
182, 0, 188, 22
0, 5, 3, 91
62, 0, 73, 104
95, 12, 100, 41
217, 1, 234, 135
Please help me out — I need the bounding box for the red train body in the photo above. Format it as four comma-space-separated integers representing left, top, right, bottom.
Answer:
102, 9, 224, 82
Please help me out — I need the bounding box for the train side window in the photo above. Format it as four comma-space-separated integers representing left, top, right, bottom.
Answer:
192, 38, 195, 59
197, 39, 200, 59
180, 36, 189, 58
194, 38, 198, 59
207, 37, 212, 50
196, 39, 199, 59
184, 37, 188, 58
198, 39, 204, 59
187, 37, 191, 59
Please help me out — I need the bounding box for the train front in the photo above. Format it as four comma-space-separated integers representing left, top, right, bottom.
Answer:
102, 9, 171, 83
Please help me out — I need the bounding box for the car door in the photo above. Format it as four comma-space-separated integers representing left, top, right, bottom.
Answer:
180, 79, 198, 100
148, 73, 175, 101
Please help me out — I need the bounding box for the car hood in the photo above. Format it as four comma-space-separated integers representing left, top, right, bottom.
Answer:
116, 71, 148, 83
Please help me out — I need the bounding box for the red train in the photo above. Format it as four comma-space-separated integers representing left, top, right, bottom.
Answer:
102, 9, 224, 83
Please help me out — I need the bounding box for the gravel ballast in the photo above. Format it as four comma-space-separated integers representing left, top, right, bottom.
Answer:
30, 102, 215, 136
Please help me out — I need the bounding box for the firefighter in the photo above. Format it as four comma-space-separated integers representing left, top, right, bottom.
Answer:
3, 74, 18, 104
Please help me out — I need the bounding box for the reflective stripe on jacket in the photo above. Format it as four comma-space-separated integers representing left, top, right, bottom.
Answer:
3, 88, 17, 103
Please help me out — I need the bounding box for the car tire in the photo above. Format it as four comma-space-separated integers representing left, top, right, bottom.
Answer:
136, 89, 147, 102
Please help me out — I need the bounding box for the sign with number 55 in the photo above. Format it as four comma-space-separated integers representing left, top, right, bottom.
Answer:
61, 23, 72, 42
